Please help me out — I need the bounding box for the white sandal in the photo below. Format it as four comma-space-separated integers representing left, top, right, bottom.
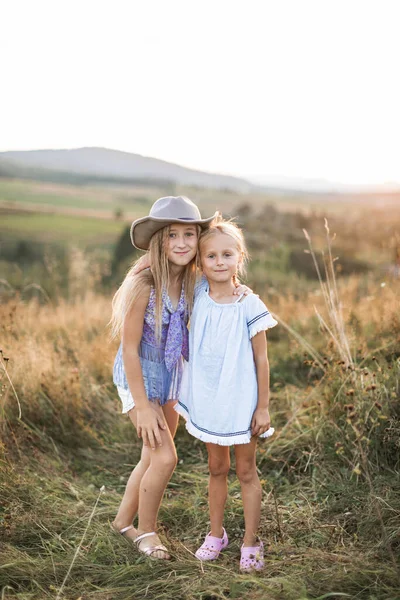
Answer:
111, 523, 136, 539
134, 531, 171, 560
118, 524, 136, 536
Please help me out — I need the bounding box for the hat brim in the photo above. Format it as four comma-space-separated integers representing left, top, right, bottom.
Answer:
130, 213, 218, 251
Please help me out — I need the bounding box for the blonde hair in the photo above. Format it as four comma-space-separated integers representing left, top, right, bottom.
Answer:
199, 213, 249, 278
110, 225, 199, 340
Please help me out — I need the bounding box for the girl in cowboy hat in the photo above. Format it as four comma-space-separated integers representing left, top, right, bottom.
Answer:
109, 196, 247, 560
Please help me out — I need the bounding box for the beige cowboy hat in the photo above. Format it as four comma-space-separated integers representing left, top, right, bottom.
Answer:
130, 196, 217, 250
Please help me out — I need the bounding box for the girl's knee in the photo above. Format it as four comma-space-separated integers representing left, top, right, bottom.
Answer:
208, 456, 230, 478
152, 446, 178, 473
236, 461, 257, 484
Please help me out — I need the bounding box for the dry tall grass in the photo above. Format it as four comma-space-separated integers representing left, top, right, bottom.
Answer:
1, 249, 400, 598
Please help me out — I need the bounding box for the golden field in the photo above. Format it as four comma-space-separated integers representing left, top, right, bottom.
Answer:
1, 192, 400, 599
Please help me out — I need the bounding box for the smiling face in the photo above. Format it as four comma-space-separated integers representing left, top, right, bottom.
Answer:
165, 223, 198, 266
200, 232, 242, 283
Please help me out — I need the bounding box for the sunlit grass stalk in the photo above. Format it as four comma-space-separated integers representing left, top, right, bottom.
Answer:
0, 279, 15, 291
303, 224, 352, 365
0, 353, 22, 419
323, 219, 353, 364
21, 283, 52, 304
55, 485, 105, 599
313, 307, 347, 361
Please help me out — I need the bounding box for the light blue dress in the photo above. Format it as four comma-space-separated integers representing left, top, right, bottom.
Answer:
175, 279, 278, 445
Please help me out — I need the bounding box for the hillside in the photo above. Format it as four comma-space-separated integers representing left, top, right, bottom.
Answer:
0, 147, 254, 192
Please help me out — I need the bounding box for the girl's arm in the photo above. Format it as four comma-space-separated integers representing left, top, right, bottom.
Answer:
250, 332, 271, 436
122, 285, 166, 449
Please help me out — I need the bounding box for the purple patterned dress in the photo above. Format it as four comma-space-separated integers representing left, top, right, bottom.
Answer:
113, 285, 189, 405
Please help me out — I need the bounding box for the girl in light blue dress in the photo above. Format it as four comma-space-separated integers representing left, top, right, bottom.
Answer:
175, 215, 277, 572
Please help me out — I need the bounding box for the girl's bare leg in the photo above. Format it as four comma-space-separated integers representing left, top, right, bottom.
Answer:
161, 400, 180, 438
234, 437, 261, 546
113, 400, 179, 557
206, 443, 230, 537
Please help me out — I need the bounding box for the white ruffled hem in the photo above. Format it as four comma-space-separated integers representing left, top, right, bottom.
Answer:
249, 317, 278, 339
175, 402, 275, 446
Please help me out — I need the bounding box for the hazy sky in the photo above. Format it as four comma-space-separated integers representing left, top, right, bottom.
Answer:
1, 0, 399, 186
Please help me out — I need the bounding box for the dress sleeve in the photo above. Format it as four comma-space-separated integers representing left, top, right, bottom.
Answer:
194, 275, 208, 300
246, 294, 278, 339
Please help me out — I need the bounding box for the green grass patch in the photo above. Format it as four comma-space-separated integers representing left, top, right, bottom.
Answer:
0, 178, 156, 218
0, 178, 109, 210
0, 212, 125, 245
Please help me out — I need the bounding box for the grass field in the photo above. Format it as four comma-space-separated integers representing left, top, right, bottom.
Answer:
0, 178, 159, 216
3, 177, 399, 224
1, 179, 400, 599
0, 211, 125, 245
1, 276, 400, 598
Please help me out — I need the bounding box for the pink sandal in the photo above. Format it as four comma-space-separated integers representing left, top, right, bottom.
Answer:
240, 540, 264, 572
195, 528, 229, 561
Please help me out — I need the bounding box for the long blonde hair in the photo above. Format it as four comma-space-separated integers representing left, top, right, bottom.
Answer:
199, 213, 249, 278
110, 225, 199, 340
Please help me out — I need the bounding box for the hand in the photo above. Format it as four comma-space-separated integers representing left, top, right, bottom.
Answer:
132, 254, 151, 275
233, 283, 253, 296
136, 405, 166, 450
251, 407, 271, 436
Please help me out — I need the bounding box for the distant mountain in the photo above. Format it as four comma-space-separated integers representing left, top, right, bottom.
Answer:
248, 175, 346, 193
247, 174, 400, 194
0, 147, 253, 193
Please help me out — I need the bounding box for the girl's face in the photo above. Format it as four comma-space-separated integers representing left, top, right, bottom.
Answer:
200, 233, 241, 283
166, 224, 198, 266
